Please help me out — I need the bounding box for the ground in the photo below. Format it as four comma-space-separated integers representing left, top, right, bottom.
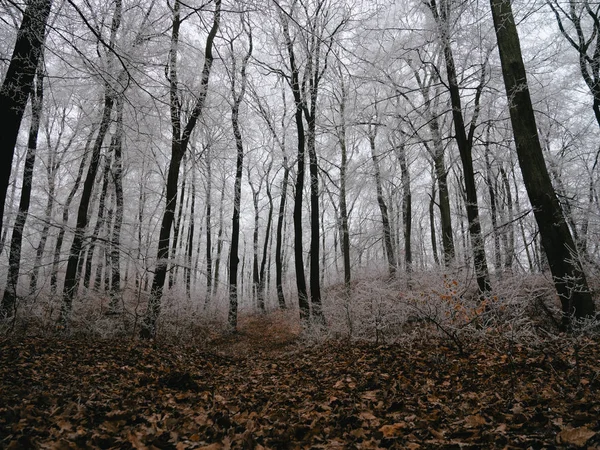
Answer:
1, 312, 599, 449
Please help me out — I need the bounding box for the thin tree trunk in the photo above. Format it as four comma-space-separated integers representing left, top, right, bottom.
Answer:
484, 138, 502, 273
368, 125, 396, 277
275, 158, 289, 309
259, 176, 273, 307
396, 138, 412, 274
212, 177, 226, 298
282, 17, 310, 321
169, 152, 187, 289
428, 0, 491, 294
184, 172, 195, 300
227, 21, 252, 330
59, 0, 123, 326
50, 128, 94, 293
83, 153, 112, 290
205, 149, 213, 304
108, 93, 124, 311
499, 166, 515, 271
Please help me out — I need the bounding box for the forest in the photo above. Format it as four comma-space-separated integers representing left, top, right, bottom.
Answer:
1, 0, 600, 447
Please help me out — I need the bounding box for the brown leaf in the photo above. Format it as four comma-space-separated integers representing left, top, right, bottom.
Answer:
464, 415, 487, 428
379, 422, 407, 438
556, 427, 596, 447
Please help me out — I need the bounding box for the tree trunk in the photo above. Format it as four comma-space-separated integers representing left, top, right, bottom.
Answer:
396, 138, 412, 274
281, 18, 310, 321
368, 126, 396, 277
227, 20, 252, 330
108, 93, 124, 312
484, 138, 502, 273
59, 0, 123, 327
490, 0, 595, 321
428, 0, 491, 294
141, 0, 220, 338
0, 0, 51, 235
1, 60, 44, 318
259, 175, 274, 308
212, 177, 226, 298
169, 153, 187, 289
50, 128, 94, 293
205, 149, 213, 304
83, 153, 112, 290
275, 158, 289, 309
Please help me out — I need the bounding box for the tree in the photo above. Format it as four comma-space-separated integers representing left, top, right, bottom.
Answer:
490, 0, 595, 322
141, 0, 221, 338
426, 0, 492, 294
60, 0, 123, 327
0, 0, 51, 239
227, 14, 252, 330
1, 57, 44, 318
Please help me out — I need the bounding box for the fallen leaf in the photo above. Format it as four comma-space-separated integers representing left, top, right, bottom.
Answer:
379, 422, 407, 437
556, 427, 596, 447
464, 415, 487, 428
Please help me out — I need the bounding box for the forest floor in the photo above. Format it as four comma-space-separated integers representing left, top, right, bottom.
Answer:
1, 312, 600, 449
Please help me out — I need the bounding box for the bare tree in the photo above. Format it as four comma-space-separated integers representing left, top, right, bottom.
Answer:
490, 0, 595, 322
0, 0, 51, 241
141, 0, 221, 338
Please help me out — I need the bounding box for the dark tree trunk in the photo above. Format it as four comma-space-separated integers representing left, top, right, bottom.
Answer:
108, 93, 124, 312
499, 166, 515, 270
484, 138, 502, 273
249, 174, 261, 310
169, 153, 187, 289
427, 0, 491, 294
275, 158, 289, 309
368, 126, 397, 277
184, 178, 195, 299
490, 0, 595, 321
227, 21, 252, 330
396, 139, 412, 274
337, 90, 351, 288
429, 180, 440, 266
83, 153, 112, 290
205, 150, 213, 304
1, 60, 44, 318
50, 129, 93, 293
212, 177, 226, 298
29, 127, 60, 295
59, 0, 123, 326
259, 168, 274, 309
415, 70, 455, 265
141, 0, 220, 338
281, 18, 310, 321
0, 0, 51, 235
305, 111, 324, 323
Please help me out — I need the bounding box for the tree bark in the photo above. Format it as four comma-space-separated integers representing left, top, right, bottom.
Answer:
227, 20, 252, 330
427, 0, 491, 294
1, 59, 44, 318
490, 0, 595, 321
368, 125, 397, 277
0, 0, 51, 236
141, 0, 220, 338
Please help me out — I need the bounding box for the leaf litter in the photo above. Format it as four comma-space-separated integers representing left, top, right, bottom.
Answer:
1, 314, 599, 449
